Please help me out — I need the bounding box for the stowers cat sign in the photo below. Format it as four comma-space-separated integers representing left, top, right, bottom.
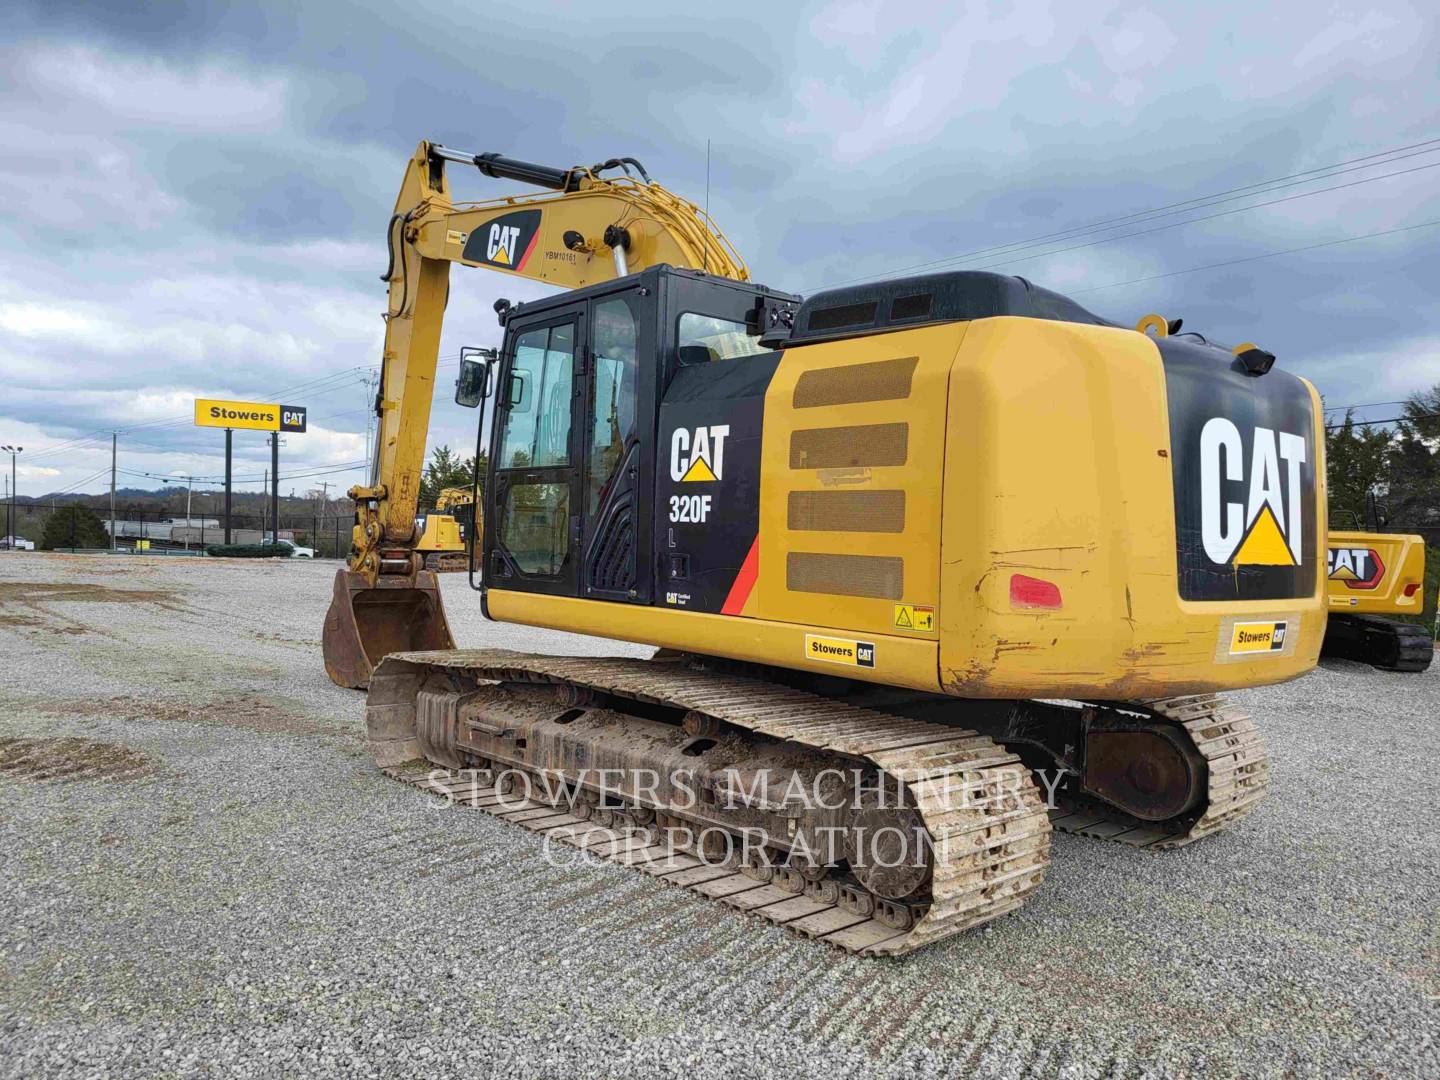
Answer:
194, 399, 307, 433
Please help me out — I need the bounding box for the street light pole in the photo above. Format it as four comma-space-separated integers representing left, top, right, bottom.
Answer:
0, 445, 21, 549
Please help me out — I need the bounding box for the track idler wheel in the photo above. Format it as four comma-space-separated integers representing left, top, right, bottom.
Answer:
1082, 722, 1205, 822
845, 792, 932, 902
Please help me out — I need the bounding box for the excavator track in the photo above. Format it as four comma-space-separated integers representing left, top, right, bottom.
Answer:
1049, 694, 1270, 848
421, 552, 471, 574
366, 649, 1052, 956
1322, 613, 1434, 673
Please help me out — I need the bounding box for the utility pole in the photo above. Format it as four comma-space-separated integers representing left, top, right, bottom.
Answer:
110, 431, 118, 551
262, 469, 268, 538
270, 433, 280, 545
363, 370, 380, 465
0, 445, 21, 548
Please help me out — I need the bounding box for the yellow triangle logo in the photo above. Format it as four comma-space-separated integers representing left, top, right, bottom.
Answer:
1330, 564, 1358, 581
1233, 504, 1295, 566
493, 245, 511, 265
680, 455, 717, 482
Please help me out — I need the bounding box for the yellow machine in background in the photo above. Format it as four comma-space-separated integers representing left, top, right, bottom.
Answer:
321, 139, 1325, 955
1323, 530, 1432, 671
415, 486, 479, 572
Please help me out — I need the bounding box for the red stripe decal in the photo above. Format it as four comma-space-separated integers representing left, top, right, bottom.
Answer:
515, 226, 542, 272
720, 536, 760, 616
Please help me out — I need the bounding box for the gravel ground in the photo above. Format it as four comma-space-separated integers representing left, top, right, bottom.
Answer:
0, 552, 1435, 1079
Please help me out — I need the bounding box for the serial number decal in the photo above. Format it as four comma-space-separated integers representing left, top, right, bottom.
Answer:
1227, 620, 1290, 655
804, 634, 875, 668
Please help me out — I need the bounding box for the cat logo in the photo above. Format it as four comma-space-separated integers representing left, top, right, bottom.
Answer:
487, 223, 520, 265
1199, 418, 1308, 567
670, 424, 730, 483
1327, 546, 1384, 589
461, 209, 541, 272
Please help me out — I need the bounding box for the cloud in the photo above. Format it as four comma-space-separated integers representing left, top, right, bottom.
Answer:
0, 0, 1437, 498
18, 45, 287, 131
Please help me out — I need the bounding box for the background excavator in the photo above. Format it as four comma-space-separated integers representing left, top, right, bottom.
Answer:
415, 485, 480, 572
1323, 530, 1433, 671
322, 139, 1323, 955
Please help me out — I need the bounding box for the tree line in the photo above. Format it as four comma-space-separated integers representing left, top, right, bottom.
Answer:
1326, 385, 1440, 532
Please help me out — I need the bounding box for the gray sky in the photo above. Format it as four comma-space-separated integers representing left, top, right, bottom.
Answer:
3, 0, 1437, 499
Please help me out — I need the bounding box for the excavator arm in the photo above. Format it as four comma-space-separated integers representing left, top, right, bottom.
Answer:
433, 486, 475, 513
324, 140, 748, 687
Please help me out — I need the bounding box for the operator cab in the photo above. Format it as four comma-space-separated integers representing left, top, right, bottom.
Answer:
454, 265, 798, 609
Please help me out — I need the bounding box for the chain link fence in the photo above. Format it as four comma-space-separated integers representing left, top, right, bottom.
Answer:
97, 508, 354, 557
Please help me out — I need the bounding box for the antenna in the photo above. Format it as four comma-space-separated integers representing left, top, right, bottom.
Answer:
704, 138, 711, 272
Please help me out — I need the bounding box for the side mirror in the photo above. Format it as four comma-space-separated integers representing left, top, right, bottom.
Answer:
454, 347, 496, 408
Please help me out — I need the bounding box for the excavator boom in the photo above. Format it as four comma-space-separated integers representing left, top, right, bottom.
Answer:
324, 140, 749, 687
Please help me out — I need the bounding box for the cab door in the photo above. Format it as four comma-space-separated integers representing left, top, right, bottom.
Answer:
580, 291, 648, 602
487, 308, 585, 596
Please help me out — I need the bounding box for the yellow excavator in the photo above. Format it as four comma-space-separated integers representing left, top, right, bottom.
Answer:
415, 486, 479, 572
323, 140, 1324, 955
1323, 530, 1432, 671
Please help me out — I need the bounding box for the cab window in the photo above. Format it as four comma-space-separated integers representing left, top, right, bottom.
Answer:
677, 312, 768, 365
498, 323, 574, 469
587, 298, 639, 514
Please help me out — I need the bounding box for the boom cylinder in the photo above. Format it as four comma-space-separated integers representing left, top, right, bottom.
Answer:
431, 145, 580, 192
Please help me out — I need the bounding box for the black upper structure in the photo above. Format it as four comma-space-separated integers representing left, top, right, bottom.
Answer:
785, 271, 1117, 346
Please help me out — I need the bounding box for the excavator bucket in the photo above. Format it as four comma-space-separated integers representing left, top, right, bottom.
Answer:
322, 569, 455, 689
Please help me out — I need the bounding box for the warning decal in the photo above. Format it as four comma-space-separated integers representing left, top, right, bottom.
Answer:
892, 604, 935, 632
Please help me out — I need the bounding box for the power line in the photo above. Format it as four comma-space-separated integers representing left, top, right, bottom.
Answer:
977, 160, 1440, 278
1327, 411, 1440, 430
118, 459, 369, 485
19, 430, 114, 464
46, 466, 114, 496
1068, 217, 1440, 295
810, 136, 1440, 290
1323, 399, 1411, 414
